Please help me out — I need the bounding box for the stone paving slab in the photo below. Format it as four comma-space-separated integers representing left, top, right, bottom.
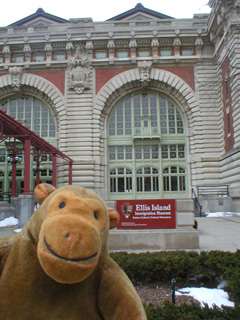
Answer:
0, 226, 17, 239
196, 216, 240, 252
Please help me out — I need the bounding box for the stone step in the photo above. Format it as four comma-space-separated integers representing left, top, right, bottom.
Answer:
0, 203, 16, 221
108, 229, 199, 250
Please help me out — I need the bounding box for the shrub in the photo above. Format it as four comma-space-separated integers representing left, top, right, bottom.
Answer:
111, 251, 210, 283
110, 250, 240, 298
144, 301, 240, 320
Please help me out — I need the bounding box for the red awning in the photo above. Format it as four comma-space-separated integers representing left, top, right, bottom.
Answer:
0, 109, 73, 164
0, 109, 73, 193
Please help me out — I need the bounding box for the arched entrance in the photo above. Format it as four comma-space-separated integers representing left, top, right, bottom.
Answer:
93, 67, 202, 201
107, 91, 187, 199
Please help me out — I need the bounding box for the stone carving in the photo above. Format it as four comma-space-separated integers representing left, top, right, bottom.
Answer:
173, 37, 181, 57
3, 45, 11, 64
108, 40, 115, 64
151, 39, 159, 48
107, 40, 115, 52
129, 39, 137, 63
9, 66, 23, 92
44, 43, 52, 65
195, 37, 203, 56
173, 37, 181, 47
86, 41, 93, 54
138, 61, 152, 89
151, 39, 159, 62
68, 46, 91, 94
24, 44, 32, 62
45, 43, 52, 54
66, 42, 74, 59
129, 39, 137, 49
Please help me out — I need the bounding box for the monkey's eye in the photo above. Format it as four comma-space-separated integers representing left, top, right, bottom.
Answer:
93, 211, 98, 220
59, 201, 66, 209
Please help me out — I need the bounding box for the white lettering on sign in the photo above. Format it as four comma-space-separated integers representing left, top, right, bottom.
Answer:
152, 204, 171, 211
136, 204, 150, 211
135, 204, 171, 214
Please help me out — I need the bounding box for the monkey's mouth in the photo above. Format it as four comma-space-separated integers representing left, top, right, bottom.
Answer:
43, 237, 98, 263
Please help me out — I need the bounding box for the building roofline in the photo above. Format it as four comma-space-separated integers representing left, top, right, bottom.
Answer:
107, 3, 174, 21
9, 8, 69, 27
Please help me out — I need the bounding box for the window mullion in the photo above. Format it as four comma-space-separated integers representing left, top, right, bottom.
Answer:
132, 142, 136, 198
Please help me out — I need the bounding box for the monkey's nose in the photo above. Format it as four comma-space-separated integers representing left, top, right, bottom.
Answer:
66, 233, 81, 251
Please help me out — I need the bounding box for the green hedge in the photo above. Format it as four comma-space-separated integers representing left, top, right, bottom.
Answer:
110, 250, 240, 297
144, 301, 240, 320
110, 251, 240, 319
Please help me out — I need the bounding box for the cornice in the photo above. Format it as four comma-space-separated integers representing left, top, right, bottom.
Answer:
0, 33, 210, 49
0, 35, 211, 50
0, 15, 209, 45
0, 13, 215, 71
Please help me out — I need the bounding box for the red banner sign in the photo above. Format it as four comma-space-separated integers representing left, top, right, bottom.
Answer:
116, 199, 176, 229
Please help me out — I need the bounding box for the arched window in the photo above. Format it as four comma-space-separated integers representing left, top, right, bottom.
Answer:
1, 96, 56, 140
0, 96, 57, 194
108, 93, 184, 138
107, 92, 187, 199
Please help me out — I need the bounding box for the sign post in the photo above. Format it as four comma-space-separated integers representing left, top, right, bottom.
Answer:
116, 199, 176, 229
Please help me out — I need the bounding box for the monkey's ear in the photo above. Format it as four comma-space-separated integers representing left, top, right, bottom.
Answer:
34, 183, 56, 204
108, 208, 120, 229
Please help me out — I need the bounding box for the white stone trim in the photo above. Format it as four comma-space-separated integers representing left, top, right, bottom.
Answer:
0, 73, 65, 114
93, 68, 203, 197
94, 68, 201, 133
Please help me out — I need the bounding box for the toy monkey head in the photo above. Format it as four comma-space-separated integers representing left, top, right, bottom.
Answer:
32, 184, 119, 284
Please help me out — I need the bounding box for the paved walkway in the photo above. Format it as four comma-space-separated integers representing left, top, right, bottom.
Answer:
0, 216, 240, 252
0, 225, 17, 239
196, 216, 240, 252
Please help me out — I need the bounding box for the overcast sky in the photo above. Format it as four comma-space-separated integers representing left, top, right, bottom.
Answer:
1, 0, 211, 27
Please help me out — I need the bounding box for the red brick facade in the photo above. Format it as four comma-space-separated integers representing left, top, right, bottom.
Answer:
32, 70, 65, 94
96, 66, 195, 94
95, 68, 130, 94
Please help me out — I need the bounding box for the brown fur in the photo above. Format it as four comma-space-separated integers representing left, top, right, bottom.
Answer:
0, 184, 146, 320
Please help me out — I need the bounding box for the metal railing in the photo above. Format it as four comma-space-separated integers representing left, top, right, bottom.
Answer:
0, 192, 11, 203
192, 188, 202, 217
197, 185, 229, 197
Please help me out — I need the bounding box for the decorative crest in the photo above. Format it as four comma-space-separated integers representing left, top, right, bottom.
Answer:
68, 46, 91, 94
138, 61, 152, 89
9, 67, 23, 92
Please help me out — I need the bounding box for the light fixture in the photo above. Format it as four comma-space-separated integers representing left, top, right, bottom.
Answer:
7, 156, 22, 164
33, 166, 45, 171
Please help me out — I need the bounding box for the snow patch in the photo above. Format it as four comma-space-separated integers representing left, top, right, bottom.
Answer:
13, 228, 22, 233
206, 212, 240, 217
0, 217, 18, 227
177, 287, 234, 308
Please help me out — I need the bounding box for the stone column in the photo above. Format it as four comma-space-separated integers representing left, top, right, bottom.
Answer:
18, 194, 35, 228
